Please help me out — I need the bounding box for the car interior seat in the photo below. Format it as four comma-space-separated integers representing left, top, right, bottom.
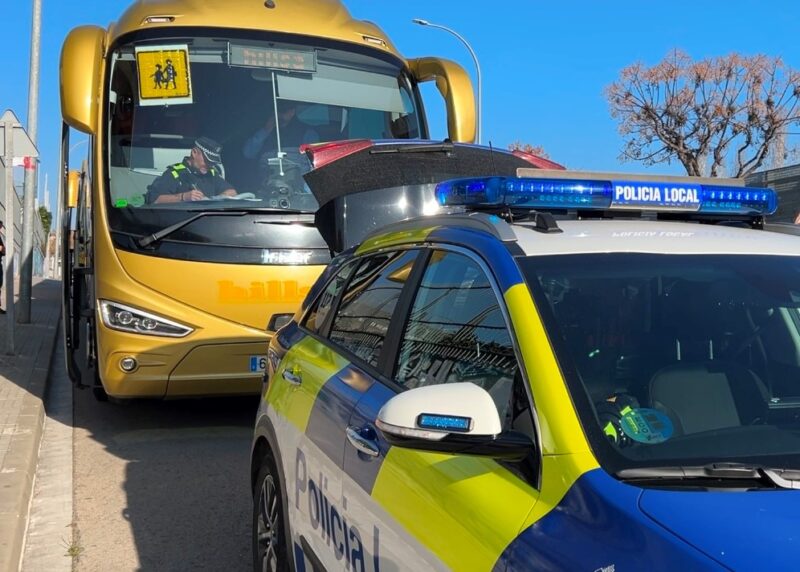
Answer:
648, 361, 769, 436
659, 280, 720, 362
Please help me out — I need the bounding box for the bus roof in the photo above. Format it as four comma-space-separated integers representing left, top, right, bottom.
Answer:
108, 0, 401, 58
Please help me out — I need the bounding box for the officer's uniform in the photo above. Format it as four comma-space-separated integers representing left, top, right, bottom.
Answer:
145, 157, 232, 204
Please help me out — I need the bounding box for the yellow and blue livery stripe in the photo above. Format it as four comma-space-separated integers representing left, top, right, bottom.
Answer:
305, 364, 377, 472
267, 224, 608, 570
355, 227, 438, 255
268, 334, 351, 432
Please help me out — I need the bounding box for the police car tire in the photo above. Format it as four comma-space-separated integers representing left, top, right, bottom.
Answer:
253, 451, 291, 572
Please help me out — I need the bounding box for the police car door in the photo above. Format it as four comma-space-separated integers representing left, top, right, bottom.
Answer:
342, 248, 541, 571
270, 259, 358, 571
293, 249, 424, 570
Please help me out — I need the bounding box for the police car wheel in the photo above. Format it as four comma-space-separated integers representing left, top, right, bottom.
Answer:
253, 452, 289, 572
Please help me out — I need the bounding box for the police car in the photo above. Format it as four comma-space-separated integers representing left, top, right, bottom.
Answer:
250, 168, 800, 571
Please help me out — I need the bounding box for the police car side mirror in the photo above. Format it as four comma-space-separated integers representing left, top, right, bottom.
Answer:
375, 382, 533, 461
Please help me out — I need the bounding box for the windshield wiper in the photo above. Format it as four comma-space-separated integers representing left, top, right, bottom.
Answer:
369, 141, 455, 155
137, 207, 306, 248
138, 210, 247, 248
617, 462, 800, 489
763, 468, 800, 489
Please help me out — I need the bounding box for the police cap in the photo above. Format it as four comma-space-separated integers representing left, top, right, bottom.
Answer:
194, 136, 223, 167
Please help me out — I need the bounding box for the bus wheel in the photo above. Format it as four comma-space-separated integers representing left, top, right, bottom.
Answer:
91, 370, 108, 402
92, 385, 109, 402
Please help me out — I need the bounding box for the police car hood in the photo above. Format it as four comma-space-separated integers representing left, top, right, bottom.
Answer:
639, 487, 800, 568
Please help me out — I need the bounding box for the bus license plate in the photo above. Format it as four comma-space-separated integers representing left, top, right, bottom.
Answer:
249, 355, 267, 373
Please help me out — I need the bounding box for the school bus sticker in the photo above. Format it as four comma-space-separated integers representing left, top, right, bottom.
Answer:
135, 44, 193, 106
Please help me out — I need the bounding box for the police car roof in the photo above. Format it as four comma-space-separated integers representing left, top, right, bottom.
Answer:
511, 219, 800, 257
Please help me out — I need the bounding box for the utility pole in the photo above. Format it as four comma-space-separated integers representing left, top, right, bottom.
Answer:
42, 172, 50, 276
53, 186, 59, 279
20, 0, 42, 323
3, 116, 16, 354
1, 110, 39, 353
54, 151, 62, 280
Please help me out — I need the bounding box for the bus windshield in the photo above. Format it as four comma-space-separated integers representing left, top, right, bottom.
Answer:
107, 33, 423, 236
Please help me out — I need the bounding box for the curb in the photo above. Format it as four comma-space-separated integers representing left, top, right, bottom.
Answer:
0, 309, 62, 572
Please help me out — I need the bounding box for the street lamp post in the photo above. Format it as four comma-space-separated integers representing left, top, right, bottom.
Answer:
19, 0, 42, 323
412, 18, 481, 144
70, 139, 88, 156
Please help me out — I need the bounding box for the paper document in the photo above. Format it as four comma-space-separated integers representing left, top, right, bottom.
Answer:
202, 192, 258, 201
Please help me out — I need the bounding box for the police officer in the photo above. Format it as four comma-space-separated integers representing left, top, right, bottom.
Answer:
146, 136, 237, 204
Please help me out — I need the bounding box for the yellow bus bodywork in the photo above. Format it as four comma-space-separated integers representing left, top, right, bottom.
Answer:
60, 0, 476, 398
62, 0, 476, 143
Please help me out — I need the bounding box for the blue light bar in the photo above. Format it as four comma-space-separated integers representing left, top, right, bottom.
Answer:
417, 413, 472, 433
435, 177, 778, 216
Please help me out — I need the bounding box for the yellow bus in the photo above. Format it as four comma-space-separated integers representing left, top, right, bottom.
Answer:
59, 0, 476, 401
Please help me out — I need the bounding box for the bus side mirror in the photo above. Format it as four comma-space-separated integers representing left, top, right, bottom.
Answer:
67, 171, 80, 208
61, 25, 106, 135
407, 57, 476, 144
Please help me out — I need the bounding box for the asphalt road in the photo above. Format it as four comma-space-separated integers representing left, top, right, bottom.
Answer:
72, 385, 259, 571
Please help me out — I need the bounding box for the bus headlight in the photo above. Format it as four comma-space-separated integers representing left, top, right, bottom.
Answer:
100, 300, 193, 338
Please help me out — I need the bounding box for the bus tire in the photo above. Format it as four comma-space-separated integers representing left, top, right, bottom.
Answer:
92, 385, 109, 402
91, 367, 108, 402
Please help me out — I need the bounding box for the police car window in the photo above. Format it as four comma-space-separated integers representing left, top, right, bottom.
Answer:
522, 253, 800, 471
394, 251, 518, 421
302, 261, 355, 334
329, 250, 420, 369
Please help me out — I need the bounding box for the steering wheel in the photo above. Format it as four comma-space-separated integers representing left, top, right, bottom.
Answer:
260, 152, 317, 210
260, 153, 300, 200
264, 189, 318, 211
268, 153, 304, 174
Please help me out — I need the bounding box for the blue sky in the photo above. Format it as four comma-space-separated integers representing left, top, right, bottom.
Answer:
3, 0, 800, 211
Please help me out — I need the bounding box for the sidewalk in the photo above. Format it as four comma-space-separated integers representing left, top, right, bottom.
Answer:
0, 279, 63, 572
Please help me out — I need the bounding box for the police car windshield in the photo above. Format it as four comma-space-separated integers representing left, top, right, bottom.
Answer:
104, 33, 423, 242
522, 253, 800, 473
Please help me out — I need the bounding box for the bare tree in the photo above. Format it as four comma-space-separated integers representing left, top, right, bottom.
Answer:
607, 50, 800, 177
508, 141, 549, 158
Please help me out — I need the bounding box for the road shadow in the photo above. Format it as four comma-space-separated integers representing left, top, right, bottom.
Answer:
71, 381, 259, 571
0, 279, 62, 396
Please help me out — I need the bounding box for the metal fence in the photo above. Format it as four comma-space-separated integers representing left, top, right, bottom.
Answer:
745, 165, 800, 223
0, 181, 48, 277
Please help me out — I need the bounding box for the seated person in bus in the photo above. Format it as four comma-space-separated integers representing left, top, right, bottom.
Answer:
146, 137, 237, 204
242, 100, 320, 193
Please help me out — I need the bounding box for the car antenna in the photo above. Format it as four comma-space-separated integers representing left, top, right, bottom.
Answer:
486, 140, 514, 220
488, 140, 498, 174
